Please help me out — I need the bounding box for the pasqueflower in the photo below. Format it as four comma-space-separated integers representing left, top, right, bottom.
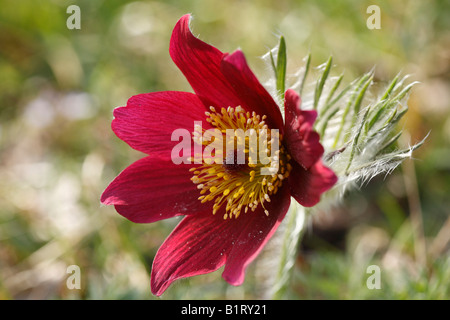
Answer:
101, 14, 337, 296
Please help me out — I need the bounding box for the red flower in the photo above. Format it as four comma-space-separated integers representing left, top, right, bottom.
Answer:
101, 14, 337, 296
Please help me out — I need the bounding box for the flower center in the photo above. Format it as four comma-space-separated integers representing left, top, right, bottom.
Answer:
190, 106, 292, 219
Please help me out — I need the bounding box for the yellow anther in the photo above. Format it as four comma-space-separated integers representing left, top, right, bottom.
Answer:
190, 105, 291, 219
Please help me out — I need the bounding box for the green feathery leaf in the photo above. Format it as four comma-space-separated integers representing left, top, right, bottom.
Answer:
299, 53, 311, 96
314, 56, 333, 110
270, 36, 287, 99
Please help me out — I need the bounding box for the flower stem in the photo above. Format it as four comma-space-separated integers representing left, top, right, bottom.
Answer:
271, 200, 308, 299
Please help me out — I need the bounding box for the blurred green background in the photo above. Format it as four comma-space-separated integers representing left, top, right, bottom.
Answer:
0, 0, 449, 299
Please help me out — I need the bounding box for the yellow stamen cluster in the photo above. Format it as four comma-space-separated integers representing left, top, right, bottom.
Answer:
190, 106, 292, 220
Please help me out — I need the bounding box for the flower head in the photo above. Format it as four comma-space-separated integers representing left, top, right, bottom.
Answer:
101, 14, 337, 296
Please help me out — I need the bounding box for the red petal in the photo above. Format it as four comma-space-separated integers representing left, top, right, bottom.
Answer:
288, 160, 337, 207
284, 88, 302, 125
112, 91, 209, 158
221, 50, 284, 130
150, 186, 291, 296
170, 15, 283, 130
169, 14, 242, 110
150, 211, 231, 296
284, 89, 324, 169
221, 186, 291, 286
101, 156, 211, 223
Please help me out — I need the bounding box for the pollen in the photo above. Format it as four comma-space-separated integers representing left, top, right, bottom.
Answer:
190, 106, 292, 219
